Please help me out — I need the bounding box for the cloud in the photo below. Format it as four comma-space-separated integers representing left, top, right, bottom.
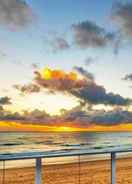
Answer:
1, 103, 132, 127
23, 109, 50, 119
112, 2, 132, 39
0, 112, 25, 121
122, 74, 132, 82
52, 37, 70, 51
13, 83, 41, 94
72, 20, 115, 48
33, 67, 131, 107
0, 96, 11, 105
60, 106, 132, 126
34, 68, 88, 92
0, 108, 50, 122
0, 106, 4, 111
13, 67, 132, 107
31, 63, 40, 70
93, 110, 132, 125
113, 35, 122, 55
74, 66, 94, 81
84, 57, 96, 66
0, 0, 34, 29
61, 108, 91, 126
72, 82, 132, 106
88, 110, 132, 125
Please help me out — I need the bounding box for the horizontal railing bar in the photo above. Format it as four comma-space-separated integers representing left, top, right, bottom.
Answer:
0, 148, 132, 161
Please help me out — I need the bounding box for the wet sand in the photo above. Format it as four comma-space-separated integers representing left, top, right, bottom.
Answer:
0, 157, 132, 184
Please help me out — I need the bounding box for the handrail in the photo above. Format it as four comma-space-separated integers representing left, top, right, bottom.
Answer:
0, 147, 132, 161
0, 148, 132, 184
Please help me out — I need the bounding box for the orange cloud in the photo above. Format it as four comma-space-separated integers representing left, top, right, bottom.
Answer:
34, 67, 88, 91
41, 67, 78, 81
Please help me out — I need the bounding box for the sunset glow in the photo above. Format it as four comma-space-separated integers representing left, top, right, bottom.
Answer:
1, 121, 132, 132
40, 67, 78, 81
0, 0, 132, 132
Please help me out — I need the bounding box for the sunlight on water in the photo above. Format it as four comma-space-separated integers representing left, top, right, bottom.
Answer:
1, 132, 132, 154
0, 132, 132, 168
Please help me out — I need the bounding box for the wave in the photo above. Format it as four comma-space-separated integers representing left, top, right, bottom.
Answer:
0, 142, 24, 146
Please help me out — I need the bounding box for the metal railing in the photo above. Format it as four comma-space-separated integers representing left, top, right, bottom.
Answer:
0, 148, 132, 184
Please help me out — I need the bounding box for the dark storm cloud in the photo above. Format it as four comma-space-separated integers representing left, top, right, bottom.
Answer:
72, 20, 115, 48
112, 2, 132, 39
13, 83, 41, 94
0, 0, 34, 29
0, 96, 11, 105
71, 82, 132, 106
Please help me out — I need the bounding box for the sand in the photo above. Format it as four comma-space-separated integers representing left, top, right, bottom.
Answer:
0, 157, 132, 184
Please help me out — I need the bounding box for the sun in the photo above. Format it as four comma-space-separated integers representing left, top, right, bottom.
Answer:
56, 126, 78, 132
41, 67, 52, 80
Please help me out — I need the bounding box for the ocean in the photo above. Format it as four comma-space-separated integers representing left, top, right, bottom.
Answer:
0, 132, 132, 168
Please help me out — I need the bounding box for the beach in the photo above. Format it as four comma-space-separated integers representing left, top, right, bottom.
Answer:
0, 157, 132, 184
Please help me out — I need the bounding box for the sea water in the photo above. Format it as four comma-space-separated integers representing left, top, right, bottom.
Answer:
0, 132, 132, 168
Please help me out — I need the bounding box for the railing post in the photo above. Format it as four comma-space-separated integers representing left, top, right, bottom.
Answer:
35, 157, 42, 184
2, 160, 5, 184
111, 152, 116, 184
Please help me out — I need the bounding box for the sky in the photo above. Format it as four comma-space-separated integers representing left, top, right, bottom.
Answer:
0, 0, 132, 131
